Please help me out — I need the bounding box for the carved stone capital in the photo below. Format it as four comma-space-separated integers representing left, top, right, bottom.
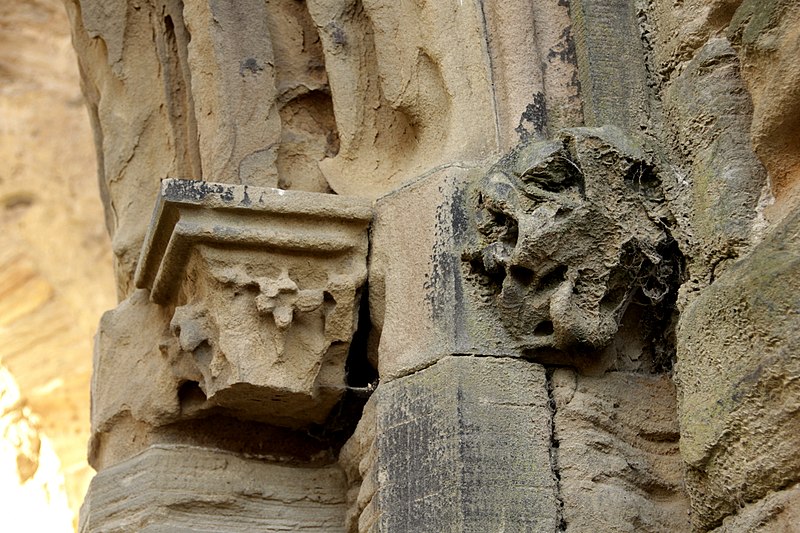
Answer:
135, 179, 372, 427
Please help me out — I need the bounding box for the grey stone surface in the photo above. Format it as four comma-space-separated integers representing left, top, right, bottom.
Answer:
464, 127, 680, 364
553, 369, 691, 532
372, 356, 558, 532
665, 37, 767, 285
370, 165, 521, 382
571, 0, 650, 130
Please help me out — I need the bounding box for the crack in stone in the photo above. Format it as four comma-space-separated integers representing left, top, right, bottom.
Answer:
546, 366, 567, 532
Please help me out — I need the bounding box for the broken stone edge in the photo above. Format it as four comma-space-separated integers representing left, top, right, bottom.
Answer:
134, 178, 374, 304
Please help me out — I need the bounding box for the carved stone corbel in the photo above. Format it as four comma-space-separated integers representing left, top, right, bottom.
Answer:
135, 179, 372, 427
463, 126, 682, 359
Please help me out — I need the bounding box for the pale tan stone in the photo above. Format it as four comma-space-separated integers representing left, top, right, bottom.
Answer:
135, 179, 371, 427
306, 0, 498, 198
183, 0, 282, 188
553, 370, 691, 532
55, 1, 800, 531
338, 396, 376, 533
80, 445, 347, 533
711, 484, 800, 533
729, 1, 800, 205
0, 0, 116, 523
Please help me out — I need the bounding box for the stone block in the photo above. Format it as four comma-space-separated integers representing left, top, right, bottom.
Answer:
370, 165, 520, 381
729, 0, 800, 201
676, 207, 800, 530
571, 0, 650, 130
552, 369, 691, 532
371, 356, 558, 532
665, 36, 766, 278
80, 445, 347, 532
710, 483, 800, 533
306, 0, 499, 198
183, 0, 283, 187
134, 178, 372, 427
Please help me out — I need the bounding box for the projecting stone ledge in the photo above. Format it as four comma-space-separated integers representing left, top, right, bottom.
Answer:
132, 178, 372, 427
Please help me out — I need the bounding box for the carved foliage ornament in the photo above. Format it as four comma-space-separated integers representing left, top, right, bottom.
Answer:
135, 179, 372, 427
463, 126, 681, 354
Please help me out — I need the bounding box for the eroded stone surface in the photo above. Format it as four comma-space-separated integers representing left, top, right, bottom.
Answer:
571, 0, 649, 130
61, 0, 800, 531
134, 179, 371, 427
676, 206, 800, 531
552, 369, 691, 532
729, 0, 800, 204
464, 126, 681, 358
80, 445, 347, 533
664, 37, 767, 288
710, 483, 800, 533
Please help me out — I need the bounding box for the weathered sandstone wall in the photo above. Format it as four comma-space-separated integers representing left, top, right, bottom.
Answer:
59, 0, 800, 531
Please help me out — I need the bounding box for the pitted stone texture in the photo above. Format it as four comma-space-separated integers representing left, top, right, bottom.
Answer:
676, 207, 800, 531
464, 127, 680, 364
372, 129, 681, 381
372, 356, 558, 532
79, 445, 347, 533
729, 0, 800, 203
664, 37, 766, 286
552, 370, 691, 532
710, 483, 800, 533
135, 179, 371, 427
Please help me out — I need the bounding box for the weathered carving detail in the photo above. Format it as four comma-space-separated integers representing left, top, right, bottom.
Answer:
135, 179, 372, 427
464, 126, 681, 354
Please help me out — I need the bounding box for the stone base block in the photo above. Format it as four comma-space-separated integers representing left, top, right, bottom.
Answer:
553, 370, 691, 532
371, 356, 558, 532
80, 445, 346, 532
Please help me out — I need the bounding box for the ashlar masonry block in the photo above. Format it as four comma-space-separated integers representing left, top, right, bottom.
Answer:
370, 356, 558, 532
135, 178, 372, 427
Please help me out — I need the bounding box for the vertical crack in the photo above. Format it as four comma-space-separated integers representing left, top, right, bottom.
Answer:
546, 367, 567, 532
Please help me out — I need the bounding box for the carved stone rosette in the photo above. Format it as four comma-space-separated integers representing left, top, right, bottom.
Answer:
135, 179, 372, 427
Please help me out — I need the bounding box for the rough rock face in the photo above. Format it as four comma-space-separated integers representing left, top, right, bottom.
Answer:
465, 126, 679, 355
552, 370, 691, 532
81, 445, 348, 532
58, 0, 800, 532
677, 207, 800, 530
